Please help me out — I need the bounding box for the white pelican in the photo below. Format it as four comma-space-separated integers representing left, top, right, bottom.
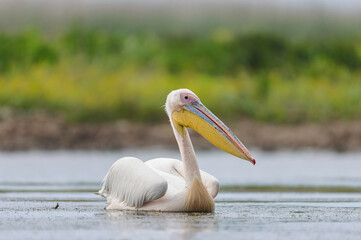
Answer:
98, 89, 255, 212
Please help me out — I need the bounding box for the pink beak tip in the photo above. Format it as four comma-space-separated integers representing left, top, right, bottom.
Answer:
252, 158, 256, 165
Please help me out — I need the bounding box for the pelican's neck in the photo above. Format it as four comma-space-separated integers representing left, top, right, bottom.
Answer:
171, 122, 201, 187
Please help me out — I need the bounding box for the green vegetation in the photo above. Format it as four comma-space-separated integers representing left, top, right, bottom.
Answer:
0, 27, 361, 123
220, 185, 361, 193
2, 185, 361, 193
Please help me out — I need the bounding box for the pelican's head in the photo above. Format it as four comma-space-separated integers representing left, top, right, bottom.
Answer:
166, 89, 256, 165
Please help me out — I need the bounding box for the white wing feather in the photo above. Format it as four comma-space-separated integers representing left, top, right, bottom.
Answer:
145, 158, 220, 198
98, 157, 168, 208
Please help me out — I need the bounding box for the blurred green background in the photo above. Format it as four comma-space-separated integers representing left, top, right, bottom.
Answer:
1, 0, 361, 124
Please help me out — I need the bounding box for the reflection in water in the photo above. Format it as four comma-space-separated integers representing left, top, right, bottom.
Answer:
2, 150, 361, 239
3, 190, 361, 239
1, 149, 361, 187
102, 210, 217, 239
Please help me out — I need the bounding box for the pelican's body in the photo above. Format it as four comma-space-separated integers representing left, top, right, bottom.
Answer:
98, 89, 255, 212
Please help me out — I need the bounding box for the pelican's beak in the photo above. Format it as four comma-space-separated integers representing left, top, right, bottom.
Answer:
172, 101, 256, 165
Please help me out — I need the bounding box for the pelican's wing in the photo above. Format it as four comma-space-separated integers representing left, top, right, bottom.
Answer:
145, 158, 220, 198
199, 169, 220, 198
98, 157, 168, 208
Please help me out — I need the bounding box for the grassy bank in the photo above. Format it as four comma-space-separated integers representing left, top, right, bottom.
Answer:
1, 28, 361, 123
221, 185, 361, 193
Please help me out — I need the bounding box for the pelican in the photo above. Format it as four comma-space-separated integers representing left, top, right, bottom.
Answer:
98, 89, 255, 212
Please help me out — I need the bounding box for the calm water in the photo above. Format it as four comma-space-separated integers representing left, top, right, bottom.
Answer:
1, 148, 361, 186
1, 149, 361, 239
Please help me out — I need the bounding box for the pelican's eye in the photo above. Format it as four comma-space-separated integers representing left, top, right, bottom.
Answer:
180, 93, 197, 105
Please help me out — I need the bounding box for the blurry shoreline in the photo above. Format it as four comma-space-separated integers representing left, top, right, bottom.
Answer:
1, 3, 361, 152
1, 114, 360, 151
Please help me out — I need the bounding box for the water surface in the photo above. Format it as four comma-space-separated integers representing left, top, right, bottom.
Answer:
1, 149, 361, 239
